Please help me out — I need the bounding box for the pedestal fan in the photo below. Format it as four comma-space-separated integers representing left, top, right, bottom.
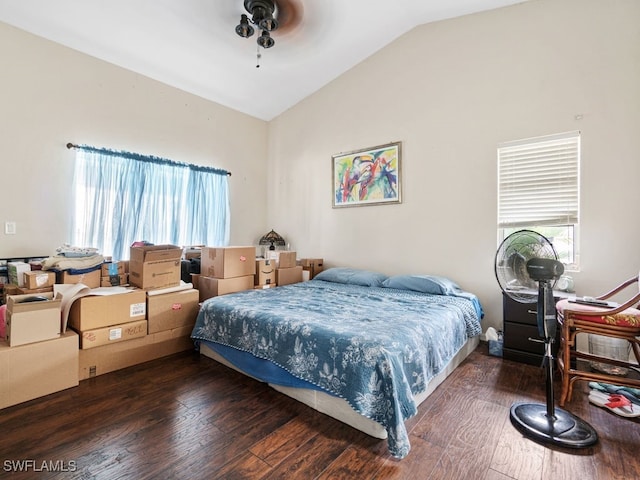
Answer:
495, 230, 597, 448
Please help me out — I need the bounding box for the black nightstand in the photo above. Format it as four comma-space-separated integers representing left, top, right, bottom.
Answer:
502, 292, 561, 366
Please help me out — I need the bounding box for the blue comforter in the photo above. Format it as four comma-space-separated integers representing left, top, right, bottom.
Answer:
191, 279, 482, 458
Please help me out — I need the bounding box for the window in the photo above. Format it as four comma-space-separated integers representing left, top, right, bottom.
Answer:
71, 145, 230, 260
497, 131, 580, 269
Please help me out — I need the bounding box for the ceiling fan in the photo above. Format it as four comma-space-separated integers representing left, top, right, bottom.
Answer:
235, 0, 303, 50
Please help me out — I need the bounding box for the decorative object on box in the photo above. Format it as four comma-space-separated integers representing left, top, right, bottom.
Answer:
259, 229, 286, 251
332, 141, 401, 208
495, 229, 597, 448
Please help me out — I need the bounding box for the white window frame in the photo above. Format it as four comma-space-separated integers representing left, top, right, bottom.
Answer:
497, 131, 580, 270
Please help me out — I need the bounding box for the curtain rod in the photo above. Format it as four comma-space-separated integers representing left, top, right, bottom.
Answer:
66, 142, 232, 176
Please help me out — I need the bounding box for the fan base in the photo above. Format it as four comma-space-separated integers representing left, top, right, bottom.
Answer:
510, 402, 598, 449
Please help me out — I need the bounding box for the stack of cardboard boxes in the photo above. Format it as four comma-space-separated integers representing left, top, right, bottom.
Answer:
76, 244, 199, 380
1, 289, 78, 409
274, 251, 303, 286
197, 246, 256, 301
300, 258, 324, 281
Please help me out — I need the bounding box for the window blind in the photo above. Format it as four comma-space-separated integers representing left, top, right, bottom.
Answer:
498, 131, 579, 228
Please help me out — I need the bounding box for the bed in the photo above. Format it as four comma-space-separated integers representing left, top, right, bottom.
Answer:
191, 268, 484, 459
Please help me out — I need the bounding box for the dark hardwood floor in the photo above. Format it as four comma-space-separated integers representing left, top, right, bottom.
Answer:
1, 344, 639, 479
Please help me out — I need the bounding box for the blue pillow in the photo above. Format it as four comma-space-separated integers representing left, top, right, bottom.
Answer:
313, 267, 388, 287
382, 274, 461, 295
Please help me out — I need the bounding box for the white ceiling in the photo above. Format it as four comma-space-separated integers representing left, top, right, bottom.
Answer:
0, 0, 526, 121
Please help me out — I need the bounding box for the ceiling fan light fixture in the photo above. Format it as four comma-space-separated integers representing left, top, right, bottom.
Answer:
257, 30, 275, 48
235, 14, 255, 38
259, 15, 278, 32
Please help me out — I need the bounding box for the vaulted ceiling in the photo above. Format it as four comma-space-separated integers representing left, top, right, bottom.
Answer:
0, 0, 526, 120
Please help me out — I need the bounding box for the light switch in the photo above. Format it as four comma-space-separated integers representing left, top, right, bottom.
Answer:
5, 222, 16, 235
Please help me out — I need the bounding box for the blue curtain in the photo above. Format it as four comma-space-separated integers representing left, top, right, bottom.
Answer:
71, 145, 230, 260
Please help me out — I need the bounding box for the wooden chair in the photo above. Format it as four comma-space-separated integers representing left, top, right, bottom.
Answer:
556, 275, 640, 407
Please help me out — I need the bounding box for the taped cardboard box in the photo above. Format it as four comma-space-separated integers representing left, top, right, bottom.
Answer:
200, 246, 256, 279
68, 289, 147, 331
276, 266, 303, 286
198, 275, 254, 301
0, 330, 79, 409
147, 288, 199, 334
100, 274, 128, 287
23, 270, 55, 290
57, 269, 101, 289
101, 261, 126, 276
78, 325, 194, 380
255, 259, 276, 286
278, 251, 297, 269
79, 319, 148, 349
129, 244, 181, 290
6, 292, 62, 346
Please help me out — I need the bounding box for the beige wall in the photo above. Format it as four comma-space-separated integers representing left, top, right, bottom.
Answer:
0, 22, 268, 259
2, 0, 638, 332
267, 0, 640, 330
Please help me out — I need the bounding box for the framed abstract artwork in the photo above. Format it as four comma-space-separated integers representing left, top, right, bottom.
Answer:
332, 141, 401, 208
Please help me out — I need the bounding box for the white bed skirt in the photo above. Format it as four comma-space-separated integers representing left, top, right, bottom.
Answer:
199, 336, 479, 439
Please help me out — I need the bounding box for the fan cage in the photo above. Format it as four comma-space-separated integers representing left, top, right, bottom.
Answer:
495, 229, 559, 303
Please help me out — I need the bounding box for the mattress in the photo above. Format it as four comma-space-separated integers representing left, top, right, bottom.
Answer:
192, 277, 483, 458
199, 335, 479, 439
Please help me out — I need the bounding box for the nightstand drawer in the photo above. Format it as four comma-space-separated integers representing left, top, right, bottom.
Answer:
503, 322, 544, 354
503, 295, 537, 325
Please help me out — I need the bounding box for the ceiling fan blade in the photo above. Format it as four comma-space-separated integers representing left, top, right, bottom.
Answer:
275, 0, 303, 35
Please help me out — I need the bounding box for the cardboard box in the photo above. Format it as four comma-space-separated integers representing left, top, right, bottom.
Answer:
16, 286, 54, 295
129, 244, 182, 290
198, 275, 254, 301
8, 262, 30, 287
101, 261, 126, 276
23, 270, 55, 289
57, 269, 101, 289
300, 258, 324, 268
278, 251, 297, 269
255, 259, 276, 286
78, 325, 193, 380
147, 289, 199, 334
6, 293, 62, 346
68, 289, 147, 331
100, 274, 129, 287
277, 266, 303, 286
0, 330, 79, 409
201, 246, 256, 279
79, 319, 148, 349
2, 284, 19, 305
